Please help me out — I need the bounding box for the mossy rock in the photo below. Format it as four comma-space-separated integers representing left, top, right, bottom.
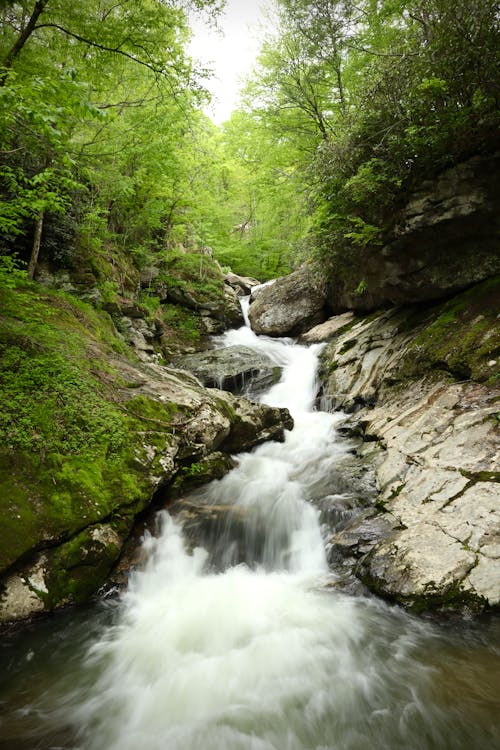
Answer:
0, 285, 178, 580
157, 249, 225, 307
43, 519, 130, 608
398, 277, 500, 383
168, 452, 237, 498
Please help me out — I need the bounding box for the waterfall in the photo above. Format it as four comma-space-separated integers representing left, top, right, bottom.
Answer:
4, 300, 498, 750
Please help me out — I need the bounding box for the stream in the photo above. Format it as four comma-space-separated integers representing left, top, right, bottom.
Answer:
1, 301, 499, 749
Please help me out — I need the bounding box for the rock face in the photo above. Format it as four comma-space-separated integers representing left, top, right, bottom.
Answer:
326, 153, 500, 312
248, 265, 328, 337
174, 345, 282, 396
318, 278, 500, 613
0, 287, 292, 626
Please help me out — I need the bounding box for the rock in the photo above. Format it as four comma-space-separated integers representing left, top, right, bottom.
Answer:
166, 282, 243, 331
224, 271, 261, 296
36, 269, 78, 294
326, 153, 500, 312
120, 317, 157, 360
319, 280, 500, 613
167, 285, 221, 313
222, 285, 244, 327
174, 345, 282, 396
140, 266, 160, 288
380, 154, 500, 305
299, 312, 356, 343
215, 391, 294, 453
248, 264, 328, 337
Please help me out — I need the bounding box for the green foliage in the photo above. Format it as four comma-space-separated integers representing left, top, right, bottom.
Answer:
0, 252, 28, 287
162, 305, 202, 345
0, 0, 228, 281
181, 461, 206, 477
230, 0, 500, 275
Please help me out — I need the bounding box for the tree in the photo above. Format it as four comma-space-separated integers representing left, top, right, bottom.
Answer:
0, 0, 225, 277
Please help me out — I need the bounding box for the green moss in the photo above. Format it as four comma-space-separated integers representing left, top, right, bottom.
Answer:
0, 285, 169, 578
169, 452, 235, 497
43, 520, 129, 608
399, 277, 500, 383
406, 579, 487, 615
213, 396, 237, 421
0, 447, 149, 574
125, 394, 180, 424
360, 565, 487, 614
338, 338, 357, 355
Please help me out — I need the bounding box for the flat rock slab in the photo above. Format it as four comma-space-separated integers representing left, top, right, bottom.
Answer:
300, 312, 355, 343
174, 345, 282, 396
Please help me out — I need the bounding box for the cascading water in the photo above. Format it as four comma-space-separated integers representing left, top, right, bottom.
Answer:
1, 298, 499, 750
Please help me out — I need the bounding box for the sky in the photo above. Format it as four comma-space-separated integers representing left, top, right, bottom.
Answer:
189, 0, 272, 124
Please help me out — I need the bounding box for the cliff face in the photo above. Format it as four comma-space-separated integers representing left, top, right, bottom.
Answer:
326, 153, 500, 312
0, 283, 292, 625
317, 278, 499, 613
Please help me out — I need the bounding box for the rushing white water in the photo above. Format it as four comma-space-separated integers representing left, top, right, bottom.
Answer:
3, 300, 499, 750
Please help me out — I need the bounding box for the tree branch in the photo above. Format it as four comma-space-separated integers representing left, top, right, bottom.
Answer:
33, 22, 175, 78
0, 0, 49, 85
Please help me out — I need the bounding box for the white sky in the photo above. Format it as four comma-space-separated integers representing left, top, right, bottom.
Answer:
189, 0, 272, 124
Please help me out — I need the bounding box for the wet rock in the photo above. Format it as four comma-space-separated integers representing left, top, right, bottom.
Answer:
222, 284, 244, 327
248, 264, 328, 337
327, 511, 397, 565
174, 345, 282, 396
170, 499, 259, 568
216, 392, 294, 453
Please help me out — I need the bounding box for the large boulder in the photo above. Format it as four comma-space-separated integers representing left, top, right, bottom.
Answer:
319, 278, 500, 613
327, 153, 500, 312
174, 345, 282, 396
248, 265, 328, 337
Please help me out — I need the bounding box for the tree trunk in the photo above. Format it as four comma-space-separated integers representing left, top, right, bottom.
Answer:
0, 0, 49, 85
28, 210, 44, 279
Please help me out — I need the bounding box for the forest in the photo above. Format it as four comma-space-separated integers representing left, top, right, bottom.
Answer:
1, 0, 497, 288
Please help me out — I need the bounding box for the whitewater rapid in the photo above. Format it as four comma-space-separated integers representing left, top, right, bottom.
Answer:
2, 300, 499, 750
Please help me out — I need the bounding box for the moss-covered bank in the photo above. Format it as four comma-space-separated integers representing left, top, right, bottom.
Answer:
0, 280, 291, 624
